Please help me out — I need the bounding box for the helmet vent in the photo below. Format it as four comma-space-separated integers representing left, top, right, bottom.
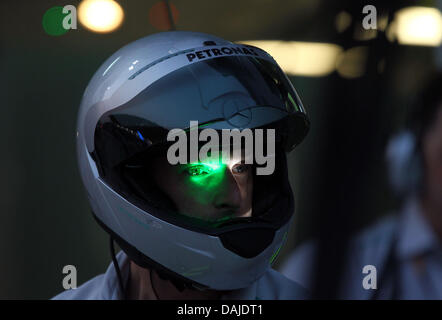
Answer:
203, 40, 216, 46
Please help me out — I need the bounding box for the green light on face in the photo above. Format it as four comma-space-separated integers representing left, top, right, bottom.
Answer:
179, 157, 229, 215
183, 154, 228, 180
177, 153, 248, 225
188, 162, 222, 175
184, 162, 225, 184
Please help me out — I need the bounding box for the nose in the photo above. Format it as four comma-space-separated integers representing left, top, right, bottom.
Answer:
213, 167, 242, 213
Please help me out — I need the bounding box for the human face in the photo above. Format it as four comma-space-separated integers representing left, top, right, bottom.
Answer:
422, 105, 442, 209
150, 152, 253, 224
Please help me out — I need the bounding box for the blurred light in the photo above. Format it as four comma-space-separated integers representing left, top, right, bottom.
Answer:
336, 46, 369, 79
240, 41, 342, 77
386, 20, 397, 42
388, 6, 442, 46
149, 1, 179, 31
353, 26, 378, 41
335, 11, 352, 33
78, 0, 124, 33
378, 14, 389, 31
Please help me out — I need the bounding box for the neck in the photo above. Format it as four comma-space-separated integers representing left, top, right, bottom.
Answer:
126, 261, 225, 300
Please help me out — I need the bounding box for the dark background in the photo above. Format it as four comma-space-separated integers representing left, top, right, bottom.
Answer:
0, 0, 440, 299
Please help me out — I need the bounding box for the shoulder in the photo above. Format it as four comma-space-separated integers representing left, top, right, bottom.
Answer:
356, 214, 398, 243
280, 215, 399, 297
51, 274, 108, 300
283, 214, 399, 270
51, 250, 129, 300
350, 214, 398, 265
256, 268, 309, 300
338, 215, 398, 298
280, 239, 317, 286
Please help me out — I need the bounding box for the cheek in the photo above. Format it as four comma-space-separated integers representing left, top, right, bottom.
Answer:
152, 169, 199, 209
234, 172, 254, 204
183, 171, 229, 197
174, 178, 216, 207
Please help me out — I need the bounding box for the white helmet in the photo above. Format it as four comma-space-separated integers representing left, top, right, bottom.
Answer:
76, 31, 309, 291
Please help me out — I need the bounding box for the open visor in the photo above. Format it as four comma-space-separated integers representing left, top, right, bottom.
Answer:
92, 55, 308, 234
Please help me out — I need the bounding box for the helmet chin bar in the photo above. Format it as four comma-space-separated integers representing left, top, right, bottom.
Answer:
92, 212, 211, 292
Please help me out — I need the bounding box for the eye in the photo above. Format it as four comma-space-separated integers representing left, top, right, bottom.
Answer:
232, 163, 250, 174
185, 164, 214, 176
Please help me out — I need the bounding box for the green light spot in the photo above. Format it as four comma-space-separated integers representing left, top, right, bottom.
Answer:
187, 164, 225, 189
181, 265, 210, 277
183, 156, 227, 185
287, 92, 298, 112
42, 6, 69, 36
269, 232, 288, 265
